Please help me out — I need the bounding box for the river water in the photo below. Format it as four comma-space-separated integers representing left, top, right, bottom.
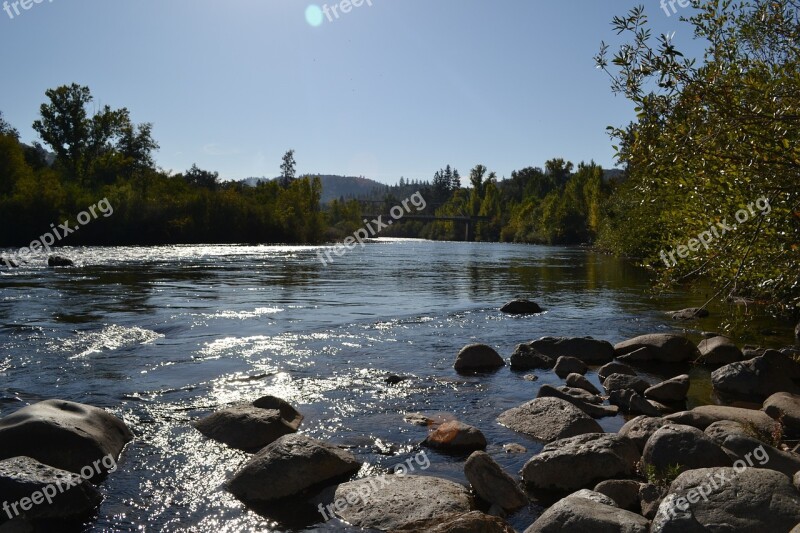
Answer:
0, 240, 796, 532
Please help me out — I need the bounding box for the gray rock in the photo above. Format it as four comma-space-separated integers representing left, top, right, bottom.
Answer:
598, 361, 637, 382
703, 420, 750, 445
497, 397, 602, 442
557, 386, 603, 404
696, 336, 744, 367
400, 510, 516, 533
0, 456, 102, 521
500, 299, 542, 315
669, 308, 709, 320
509, 344, 554, 370
666, 405, 779, 434
619, 416, 668, 453
195, 405, 298, 452
537, 385, 619, 418
454, 344, 505, 372
609, 389, 661, 416
712, 350, 800, 400
521, 433, 639, 492
763, 391, 800, 437
523, 490, 649, 533
639, 482, 666, 519
0, 400, 132, 477
615, 334, 699, 363
252, 395, 304, 429
720, 433, 800, 478
464, 451, 527, 512
229, 434, 360, 503
603, 373, 650, 395
642, 424, 732, 476
593, 479, 642, 511
645, 375, 690, 403
47, 255, 73, 267
527, 337, 615, 364
796, 320, 800, 339
423, 421, 487, 453
794, 471, 800, 490
333, 475, 472, 530
651, 467, 800, 532
553, 356, 587, 378
565, 373, 601, 395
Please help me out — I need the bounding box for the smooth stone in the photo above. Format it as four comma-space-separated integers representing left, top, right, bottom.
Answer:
47, 255, 74, 267
609, 389, 661, 416
696, 336, 744, 367
500, 299, 542, 315
523, 490, 649, 533
720, 433, 800, 478
404, 413, 433, 426
527, 337, 615, 364
666, 405, 779, 434
619, 416, 668, 453
639, 482, 666, 519
703, 420, 750, 445
557, 386, 603, 404
553, 356, 587, 378
509, 344, 554, 370
645, 375, 690, 403
565, 373, 601, 395
194, 405, 297, 452
763, 392, 800, 437
503, 443, 527, 454
593, 479, 643, 511
464, 451, 528, 512
400, 511, 516, 533
497, 397, 602, 442
712, 350, 800, 400
537, 385, 619, 418
603, 373, 650, 395
423, 421, 487, 453
598, 361, 637, 381
454, 344, 505, 372
642, 424, 732, 475
615, 334, 699, 363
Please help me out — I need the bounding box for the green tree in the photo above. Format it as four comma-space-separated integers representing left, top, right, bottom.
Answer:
280, 149, 296, 188
0, 111, 18, 140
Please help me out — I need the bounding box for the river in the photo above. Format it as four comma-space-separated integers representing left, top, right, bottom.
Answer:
0, 240, 795, 532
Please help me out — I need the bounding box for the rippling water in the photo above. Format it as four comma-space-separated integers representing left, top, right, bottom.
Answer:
0, 241, 796, 532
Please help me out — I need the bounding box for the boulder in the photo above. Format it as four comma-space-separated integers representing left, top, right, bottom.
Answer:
712, 350, 800, 400
454, 344, 505, 372
229, 434, 360, 503
497, 397, 602, 442
651, 467, 800, 532
509, 344, 554, 370
609, 389, 661, 416
194, 401, 300, 452
719, 433, 800, 478
333, 475, 472, 530
603, 373, 650, 395
553, 356, 587, 378
500, 299, 542, 315
703, 420, 750, 445
537, 385, 619, 418
619, 416, 668, 453
557, 386, 603, 404
696, 336, 744, 367
0, 456, 102, 521
565, 373, 601, 395
615, 334, 699, 363
763, 392, 800, 437
642, 424, 732, 475
645, 375, 690, 403
521, 433, 639, 492
0, 400, 132, 476
523, 490, 649, 533
593, 479, 642, 511
47, 255, 74, 267
639, 482, 666, 519
527, 337, 615, 364
598, 361, 637, 382
423, 421, 487, 453
464, 451, 527, 512
666, 405, 779, 435
669, 308, 709, 320
397, 511, 515, 533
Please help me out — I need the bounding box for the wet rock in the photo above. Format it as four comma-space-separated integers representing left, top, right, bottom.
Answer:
454, 344, 505, 372
47, 255, 73, 267
719, 433, 800, 478
398, 511, 515, 533
603, 373, 650, 395
195, 398, 301, 452
0, 400, 132, 477
763, 392, 800, 437
500, 299, 542, 315
404, 413, 432, 427
696, 336, 744, 367
651, 467, 800, 532
615, 334, 699, 363
498, 397, 602, 442
509, 344, 554, 370
385, 375, 408, 385
537, 384, 619, 418
423, 421, 487, 453
503, 443, 526, 454
229, 434, 360, 503
666, 405, 779, 434
0, 456, 102, 521
712, 350, 800, 400
598, 361, 637, 382
553, 356, 587, 378
521, 433, 639, 492
619, 416, 668, 453
669, 308, 709, 320
609, 389, 661, 416
642, 424, 731, 475
464, 451, 528, 512
565, 373, 601, 395
527, 337, 615, 364
593, 479, 642, 511
523, 489, 649, 533
333, 475, 472, 531
645, 375, 690, 403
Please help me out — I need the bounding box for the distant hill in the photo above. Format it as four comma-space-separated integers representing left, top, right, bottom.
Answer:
241, 174, 386, 204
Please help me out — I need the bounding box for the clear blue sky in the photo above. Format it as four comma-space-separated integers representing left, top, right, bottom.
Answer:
0, 0, 704, 184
